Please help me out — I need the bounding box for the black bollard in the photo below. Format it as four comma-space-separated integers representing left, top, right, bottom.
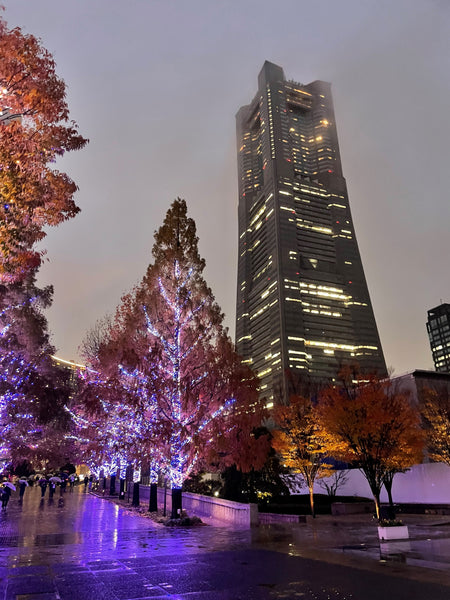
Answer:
131, 482, 140, 507
171, 487, 182, 519
149, 482, 158, 512
109, 475, 116, 496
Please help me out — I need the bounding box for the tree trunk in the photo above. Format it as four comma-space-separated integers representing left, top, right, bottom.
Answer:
382, 476, 396, 520
109, 474, 116, 496
149, 482, 158, 512
383, 471, 396, 508
132, 482, 140, 507
171, 487, 182, 519
309, 484, 315, 518
365, 472, 381, 520
119, 478, 125, 499
373, 492, 381, 520
384, 479, 394, 508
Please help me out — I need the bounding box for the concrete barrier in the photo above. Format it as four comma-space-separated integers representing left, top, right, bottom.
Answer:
331, 502, 374, 516
259, 512, 306, 524
138, 485, 258, 528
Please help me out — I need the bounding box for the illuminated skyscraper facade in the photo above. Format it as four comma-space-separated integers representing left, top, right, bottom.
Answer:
236, 61, 386, 401
426, 303, 450, 373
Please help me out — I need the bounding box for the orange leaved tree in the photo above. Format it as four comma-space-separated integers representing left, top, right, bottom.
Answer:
421, 387, 450, 466
315, 369, 424, 520
0, 10, 87, 282
272, 395, 333, 517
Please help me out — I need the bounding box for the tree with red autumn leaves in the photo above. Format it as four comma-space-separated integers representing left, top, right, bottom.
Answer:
78, 199, 269, 517
0, 9, 87, 472
0, 9, 87, 282
315, 368, 425, 519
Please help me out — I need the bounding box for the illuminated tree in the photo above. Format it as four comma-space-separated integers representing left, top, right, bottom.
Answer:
128, 199, 268, 516
421, 387, 450, 465
0, 10, 87, 282
315, 369, 424, 519
77, 314, 165, 505
0, 277, 73, 468
70, 368, 147, 478
271, 395, 333, 517
78, 199, 268, 517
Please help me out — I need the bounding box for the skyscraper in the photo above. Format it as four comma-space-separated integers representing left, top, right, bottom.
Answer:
426, 303, 450, 373
235, 61, 386, 402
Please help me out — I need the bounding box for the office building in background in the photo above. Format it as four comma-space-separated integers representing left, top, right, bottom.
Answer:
426, 303, 450, 373
235, 61, 386, 402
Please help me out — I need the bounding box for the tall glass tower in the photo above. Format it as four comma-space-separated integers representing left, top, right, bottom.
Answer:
236, 61, 386, 402
426, 303, 450, 373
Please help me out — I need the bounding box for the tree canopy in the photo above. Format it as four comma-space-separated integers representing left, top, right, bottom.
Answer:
272, 394, 333, 517
0, 11, 87, 282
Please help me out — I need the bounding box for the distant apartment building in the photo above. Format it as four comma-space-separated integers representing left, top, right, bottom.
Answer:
51, 355, 85, 392
426, 303, 450, 373
392, 368, 450, 405
235, 61, 386, 402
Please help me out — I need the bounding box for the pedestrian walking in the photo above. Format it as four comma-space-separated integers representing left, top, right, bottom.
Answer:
69, 475, 75, 492
48, 481, 56, 499
59, 473, 67, 495
88, 474, 93, 490
18, 479, 28, 501
39, 477, 47, 498
83, 475, 88, 492
1, 484, 12, 509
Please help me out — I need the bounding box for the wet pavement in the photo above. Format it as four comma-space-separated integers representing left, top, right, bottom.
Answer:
0, 486, 449, 599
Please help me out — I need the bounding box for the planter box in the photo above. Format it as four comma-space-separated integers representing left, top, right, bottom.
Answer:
378, 525, 409, 540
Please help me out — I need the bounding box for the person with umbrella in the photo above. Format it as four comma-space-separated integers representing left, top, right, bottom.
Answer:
1, 481, 15, 509
59, 472, 68, 495
38, 476, 48, 498
48, 476, 61, 499
18, 479, 28, 501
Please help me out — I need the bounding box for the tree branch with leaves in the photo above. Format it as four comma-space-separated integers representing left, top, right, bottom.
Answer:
0, 10, 87, 282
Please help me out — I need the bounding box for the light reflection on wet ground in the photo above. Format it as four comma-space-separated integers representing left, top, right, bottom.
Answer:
0, 487, 449, 599
250, 514, 450, 573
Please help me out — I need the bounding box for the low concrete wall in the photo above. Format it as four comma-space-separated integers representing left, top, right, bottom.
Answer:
331, 502, 374, 516
259, 512, 306, 524
138, 485, 258, 528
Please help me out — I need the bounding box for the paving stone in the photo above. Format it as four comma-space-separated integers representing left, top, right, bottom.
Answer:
56, 584, 111, 600
0, 487, 449, 600
8, 594, 60, 600
6, 576, 56, 594
7, 565, 50, 577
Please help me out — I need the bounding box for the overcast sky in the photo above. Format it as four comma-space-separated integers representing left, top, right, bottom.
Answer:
3, 0, 450, 375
